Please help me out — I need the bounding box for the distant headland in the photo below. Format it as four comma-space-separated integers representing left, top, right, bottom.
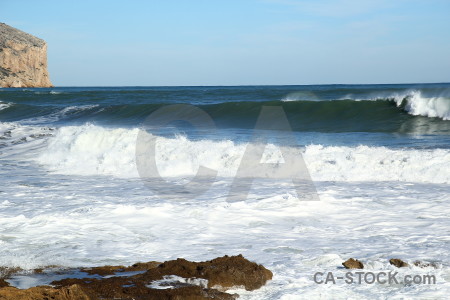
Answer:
0, 23, 52, 88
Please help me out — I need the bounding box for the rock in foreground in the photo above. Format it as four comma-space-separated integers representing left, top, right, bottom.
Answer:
0, 254, 272, 300
0, 23, 52, 88
0, 285, 89, 300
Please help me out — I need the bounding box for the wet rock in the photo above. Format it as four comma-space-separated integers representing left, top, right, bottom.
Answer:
413, 261, 439, 269
0, 267, 22, 280
0, 284, 90, 300
0, 255, 271, 299
81, 261, 161, 276
0, 279, 9, 288
55, 279, 236, 300
145, 254, 273, 291
342, 258, 364, 269
389, 258, 409, 268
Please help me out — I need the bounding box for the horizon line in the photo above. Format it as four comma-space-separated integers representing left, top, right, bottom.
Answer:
23, 82, 450, 88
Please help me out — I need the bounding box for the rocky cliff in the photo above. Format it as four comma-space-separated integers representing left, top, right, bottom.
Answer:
0, 23, 52, 88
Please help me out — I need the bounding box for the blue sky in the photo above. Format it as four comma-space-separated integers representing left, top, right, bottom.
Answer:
1, 0, 449, 86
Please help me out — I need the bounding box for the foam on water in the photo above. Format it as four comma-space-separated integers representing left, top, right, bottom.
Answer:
0, 101, 12, 111
281, 91, 320, 102
21, 105, 99, 124
1, 84, 450, 299
366, 90, 450, 120
148, 275, 209, 289
0, 122, 53, 154
400, 91, 450, 120
0, 174, 448, 298
0, 123, 449, 299
35, 124, 450, 183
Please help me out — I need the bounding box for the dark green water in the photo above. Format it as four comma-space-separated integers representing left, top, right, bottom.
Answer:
0, 84, 449, 148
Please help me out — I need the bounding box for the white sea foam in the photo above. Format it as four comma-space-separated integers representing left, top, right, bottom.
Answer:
0, 174, 448, 298
304, 144, 450, 183
0, 122, 53, 154
37, 124, 139, 176
281, 91, 319, 102
35, 124, 450, 184
33, 90, 64, 95
1, 126, 449, 299
1, 87, 450, 299
318, 90, 450, 120
22, 105, 99, 124
0, 101, 12, 111
364, 90, 450, 120
147, 275, 208, 289
398, 90, 450, 120
57, 105, 99, 118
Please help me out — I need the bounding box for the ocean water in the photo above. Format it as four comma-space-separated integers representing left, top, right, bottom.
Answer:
0, 84, 449, 298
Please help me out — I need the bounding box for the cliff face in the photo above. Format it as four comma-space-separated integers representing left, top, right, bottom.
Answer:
0, 23, 53, 88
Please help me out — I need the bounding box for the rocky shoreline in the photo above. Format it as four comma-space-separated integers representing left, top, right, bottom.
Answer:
0, 255, 272, 299
0, 256, 441, 299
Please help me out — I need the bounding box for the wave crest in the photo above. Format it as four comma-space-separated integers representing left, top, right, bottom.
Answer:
0, 101, 12, 111
396, 91, 450, 120
36, 124, 450, 184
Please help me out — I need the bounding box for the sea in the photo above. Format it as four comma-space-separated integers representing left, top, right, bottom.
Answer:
0, 84, 449, 299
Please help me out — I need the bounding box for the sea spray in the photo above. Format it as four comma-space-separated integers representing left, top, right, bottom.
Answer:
36, 124, 450, 184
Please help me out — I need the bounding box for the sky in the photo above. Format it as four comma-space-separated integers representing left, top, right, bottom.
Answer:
1, 0, 450, 86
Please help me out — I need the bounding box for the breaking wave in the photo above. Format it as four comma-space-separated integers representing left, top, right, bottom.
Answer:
1, 89, 449, 133
35, 124, 450, 184
396, 90, 450, 120
0, 101, 12, 111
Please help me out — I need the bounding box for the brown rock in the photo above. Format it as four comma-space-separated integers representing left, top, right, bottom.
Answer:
145, 254, 273, 291
342, 258, 364, 269
0, 267, 22, 280
0, 279, 9, 288
52, 255, 271, 299
389, 258, 409, 268
0, 284, 89, 300
413, 261, 439, 268
0, 255, 270, 299
54, 280, 236, 300
0, 23, 53, 88
81, 261, 161, 276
